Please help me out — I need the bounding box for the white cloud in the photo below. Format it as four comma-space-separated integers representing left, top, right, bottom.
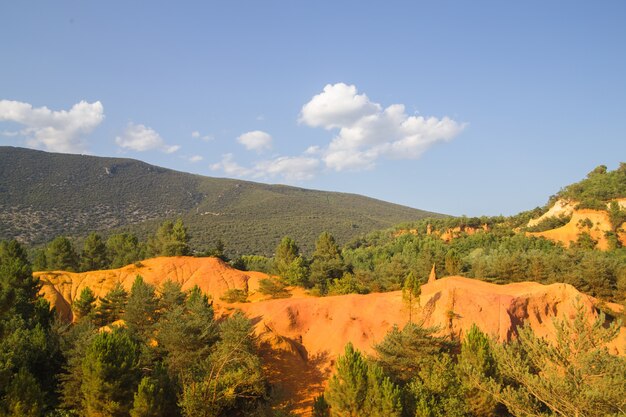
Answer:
299, 83, 466, 171
192, 130, 213, 141
115, 123, 180, 153
210, 153, 253, 177
237, 130, 272, 152
0, 99, 104, 153
254, 156, 320, 181
189, 155, 203, 163
210, 153, 319, 182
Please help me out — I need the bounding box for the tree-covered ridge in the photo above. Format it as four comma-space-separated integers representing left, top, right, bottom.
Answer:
0, 146, 441, 256
554, 162, 626, 208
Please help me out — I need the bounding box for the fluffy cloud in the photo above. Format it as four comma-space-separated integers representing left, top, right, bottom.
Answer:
189, 155, 204, 163
115, 123, 180, 153
300, 83, 465, 171
210, 153, 253, 177
237, 130, 272, 152
0, 99, 104, 153
211, 154, 319, 182
192, 130, 213, 141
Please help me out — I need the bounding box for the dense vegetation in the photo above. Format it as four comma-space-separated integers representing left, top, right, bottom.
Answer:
0, 146, 441, 256
1, 240, 284, 417
317, 308, 626, 417
555, 163, 626, 209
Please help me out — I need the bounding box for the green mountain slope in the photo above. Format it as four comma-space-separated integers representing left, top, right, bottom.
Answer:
0, 146, 443, 255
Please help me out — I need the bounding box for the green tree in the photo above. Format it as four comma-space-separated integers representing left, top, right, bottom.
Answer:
273, 236, 307, 285
125, 276, 158, 341
309, 232, 345, 294
106, 233, 144, 268
324, 342, 368, 416
96, 282, 128, 326
258, 278, 291, 299
129, 364, 178, 417
80, 232, 109, 272
0, 241, 61, 416
157, 286, 218, 380
148, 219, 190, 257
158, 279, 186, 311
72, 286, 97, 322
476, 302, 626, 417
402, 271, 420, 323
444, 249, 462, 275
81, 328, 141, 417
457, 325, 498, 417
179, 312, 266, 417
46, 236, 79, 272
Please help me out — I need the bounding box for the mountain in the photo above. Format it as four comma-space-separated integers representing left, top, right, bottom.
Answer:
0, 146, 442, 255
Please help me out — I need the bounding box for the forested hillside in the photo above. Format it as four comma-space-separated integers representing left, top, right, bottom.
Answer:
0, 146, 441, 255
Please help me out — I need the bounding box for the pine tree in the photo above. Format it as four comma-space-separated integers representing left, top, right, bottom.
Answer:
125, 276, 158, 340
46, 236, 79, 272
80, 232, 109, 271
129, 364, 178, 417
457, 324, 498, 416
72, 286, 97, 322
478, 302, 626, 416
96, 282, 128, 326
81, 328, 141, 417
148, 219, 190, 257
325, 343, 369, 416
309, 232, 345, 294
402, 271, 420, 323
106, 233, 144, 268
158, 279, 186, 312
179, 312, 266, 417
273, 236, 300, 277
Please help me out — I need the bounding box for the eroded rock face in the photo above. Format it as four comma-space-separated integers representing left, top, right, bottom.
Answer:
36, 256, 265, 321
35, 260, 625, 416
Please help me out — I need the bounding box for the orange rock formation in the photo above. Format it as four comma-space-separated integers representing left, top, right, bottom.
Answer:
36, 257, 626, 416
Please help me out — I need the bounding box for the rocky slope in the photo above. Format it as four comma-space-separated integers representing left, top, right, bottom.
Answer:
36, 256, 626, 415
526, 198, 626, 249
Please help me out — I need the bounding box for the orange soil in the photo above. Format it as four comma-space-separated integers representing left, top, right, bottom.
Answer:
37, 257, 626, 416
527, 209, 626, 250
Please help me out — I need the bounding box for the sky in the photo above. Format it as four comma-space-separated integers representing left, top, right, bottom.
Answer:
1, 1, 625, 217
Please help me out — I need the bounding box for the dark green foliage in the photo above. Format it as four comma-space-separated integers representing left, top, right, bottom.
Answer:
125, 276, 158, 340
157, 279, 186, 311
457, 325, 498, 416
179, 312, 267, 417
309, 232, 345, 294
81, 328, 141, 417
374, 323, 451, 385
234, 255, 274, 273
96, 282, 128, 326
45, 236, 79, 272
471, 303, 626, 417
524, 214, 571, 232
156, 286, 218, 380
402, 272, 420, 323
312, 395, 330, 417
148, 219, 190, 257
220, 288, 248, 303
130, 365, 178, 417
556, 163, 626, 206
273, 237, 309, 286
106, 233, 144, 269
327, 272, 369, 295
0, 240, 63, 416
80, 233, 109, 271
59, 319, 98, 413
325, 343, 401, 417
72, 287, 97, 322
258, 278, 291, 299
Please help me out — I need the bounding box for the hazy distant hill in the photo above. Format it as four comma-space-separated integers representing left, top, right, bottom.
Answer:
0, 146, 442, 255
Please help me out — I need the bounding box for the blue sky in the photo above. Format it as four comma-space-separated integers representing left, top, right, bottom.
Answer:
1, 1, 625, 216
